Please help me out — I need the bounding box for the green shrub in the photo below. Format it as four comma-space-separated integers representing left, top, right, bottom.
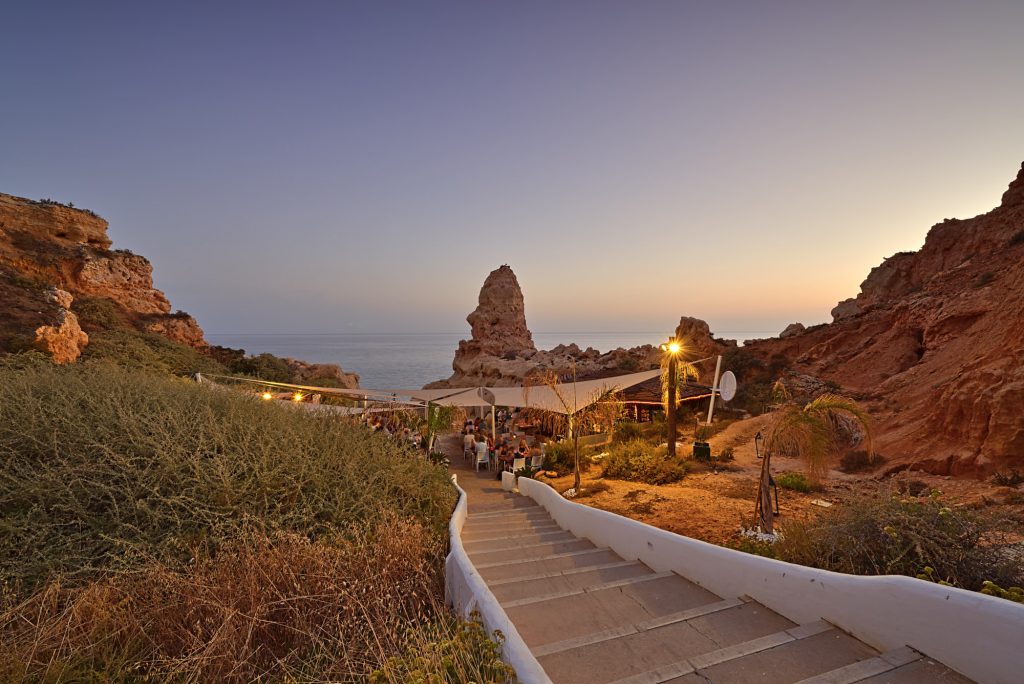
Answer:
0, 361, 455, 593
81, 329, 225, 376
229, 351, 294, 381
773, 485, 1023, 592
775, 472, 818, 493
613, 421, 643, 442
543, 440, 589, 475
602, 440, 686, 485
73, 296, 129, 331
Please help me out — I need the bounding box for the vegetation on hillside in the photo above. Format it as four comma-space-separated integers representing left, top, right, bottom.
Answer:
0, 358, 512, 682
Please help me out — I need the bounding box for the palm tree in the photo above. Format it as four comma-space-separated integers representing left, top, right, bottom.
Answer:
525, 364, 622, 495
756, 389, 873, 533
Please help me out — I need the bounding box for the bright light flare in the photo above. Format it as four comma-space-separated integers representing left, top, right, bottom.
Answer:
261, 392, 273, 400
292, 392, 304, 402
668, 342, 681, 354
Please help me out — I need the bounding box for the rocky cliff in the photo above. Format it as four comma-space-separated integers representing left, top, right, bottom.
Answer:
0, 194, 208, 362
745, 162, 1024, 475
425, 265, 729, 388
0, 193, 361, 386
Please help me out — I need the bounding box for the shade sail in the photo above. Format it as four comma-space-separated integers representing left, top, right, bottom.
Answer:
202, 369, 661, 415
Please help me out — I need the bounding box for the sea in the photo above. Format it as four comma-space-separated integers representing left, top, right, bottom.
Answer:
206, 331, 777, 389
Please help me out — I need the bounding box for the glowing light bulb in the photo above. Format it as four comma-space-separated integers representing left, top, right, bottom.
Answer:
292, 392, 303, 402
668, 342, 681, 354
262, 392, 273, 400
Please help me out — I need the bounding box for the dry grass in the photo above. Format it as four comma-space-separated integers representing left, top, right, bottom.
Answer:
0, 358, 513, 682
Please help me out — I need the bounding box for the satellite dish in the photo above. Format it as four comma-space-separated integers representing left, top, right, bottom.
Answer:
718, 371, 737, 402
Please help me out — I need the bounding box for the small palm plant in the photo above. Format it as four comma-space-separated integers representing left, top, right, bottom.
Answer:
756, 388, 873, 533
525, 364, 622, 495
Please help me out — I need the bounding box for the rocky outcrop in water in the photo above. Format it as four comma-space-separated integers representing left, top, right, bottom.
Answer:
746, 161, 1024, 475
426, 265, 729, 388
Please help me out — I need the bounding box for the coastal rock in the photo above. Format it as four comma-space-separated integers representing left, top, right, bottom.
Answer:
0, 192, 208, 360
466, 264, 536, 357
427, 266, 722, 388
286, 358, 360, 389
779, 322, 806, 338
746, 161, 1024, 475
33, 288, 88, 363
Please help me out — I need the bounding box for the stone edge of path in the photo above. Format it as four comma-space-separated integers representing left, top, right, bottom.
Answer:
444, 474, 554, 684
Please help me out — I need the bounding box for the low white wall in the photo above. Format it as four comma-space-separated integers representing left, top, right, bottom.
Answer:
445, 476, 553, 684
519, 477, 1024, 684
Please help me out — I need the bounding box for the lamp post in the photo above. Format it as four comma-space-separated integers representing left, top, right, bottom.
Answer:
661, 339, 681, 457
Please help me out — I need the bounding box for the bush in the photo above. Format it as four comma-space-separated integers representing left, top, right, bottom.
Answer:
543, 440, 590, 476
0, 361, 455, 592
602, 440, 686, 485
73, 296, 129, 331
1009, 230, 1024, 247
81, 329, 225, 376
0, 361, 491, 681
613, 421, 643, 442
229, 351, 294, 381
773, 485, 1022, 592
775, 472, 818, 493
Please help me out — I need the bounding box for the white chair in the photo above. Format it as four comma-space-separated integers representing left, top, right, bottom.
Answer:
530, 451, 544, 469
475, 445, 490, 472
512, 456, 526, 474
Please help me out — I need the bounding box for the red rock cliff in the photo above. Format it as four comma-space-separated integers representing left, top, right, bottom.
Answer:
747, 162, 1024, 475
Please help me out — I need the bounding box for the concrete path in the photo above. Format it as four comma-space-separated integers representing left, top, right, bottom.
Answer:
443, 436, 974, 684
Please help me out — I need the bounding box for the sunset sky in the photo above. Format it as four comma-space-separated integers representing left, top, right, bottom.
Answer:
3, 1, 1023, 338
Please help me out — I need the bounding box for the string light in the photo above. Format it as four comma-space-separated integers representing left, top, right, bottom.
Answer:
262, 391, 273, 400
292, 392, 304, 402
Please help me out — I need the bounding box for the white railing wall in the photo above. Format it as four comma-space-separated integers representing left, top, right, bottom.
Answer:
518, 477, 1024, 684
445, 476, 553, 684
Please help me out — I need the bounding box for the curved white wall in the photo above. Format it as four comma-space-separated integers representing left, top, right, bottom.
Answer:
445, 476, 553, 684
519, 477, 1024, 684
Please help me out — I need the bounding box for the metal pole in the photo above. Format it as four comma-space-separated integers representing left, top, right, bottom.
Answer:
667, 353, 677, 457
705, 355, 723, 426
490, 404, 496, 444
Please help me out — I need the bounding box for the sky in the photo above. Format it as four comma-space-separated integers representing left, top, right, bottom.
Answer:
2, 1, 1023, 338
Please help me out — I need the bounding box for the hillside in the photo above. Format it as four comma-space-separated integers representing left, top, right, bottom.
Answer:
745, 162, 1024, 475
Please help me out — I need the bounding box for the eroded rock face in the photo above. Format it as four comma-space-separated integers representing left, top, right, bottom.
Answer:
33, 288, 88, 363
746, 161, 1024, 475
427, 266, 729, 388
0, 192, 206, 359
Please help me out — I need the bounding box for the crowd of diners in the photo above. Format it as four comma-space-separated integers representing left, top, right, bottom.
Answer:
461, 409, 545, 474
357, 406, 548, 473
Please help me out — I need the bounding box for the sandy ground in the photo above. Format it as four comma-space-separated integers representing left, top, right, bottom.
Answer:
530, 415, 1024, 546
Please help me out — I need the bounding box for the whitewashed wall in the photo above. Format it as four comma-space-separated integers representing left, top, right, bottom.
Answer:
445, 476, 552, 684
519, 477, 1024, 684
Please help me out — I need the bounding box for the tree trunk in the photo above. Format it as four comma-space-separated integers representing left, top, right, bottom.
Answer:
573, 433, 581, 493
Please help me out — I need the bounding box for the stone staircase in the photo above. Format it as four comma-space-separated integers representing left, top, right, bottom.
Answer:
462, 501, 973, 684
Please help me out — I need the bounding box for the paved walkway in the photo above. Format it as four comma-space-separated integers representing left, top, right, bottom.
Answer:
442, 435, 973, 684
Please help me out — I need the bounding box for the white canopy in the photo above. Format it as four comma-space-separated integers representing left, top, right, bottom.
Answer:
204, 369, 661, 415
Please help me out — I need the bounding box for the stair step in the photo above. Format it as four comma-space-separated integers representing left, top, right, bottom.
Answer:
463, 530, 575, 552
461, 521, 560, 538
533, 598, 746, 658
501, 571, 673, 608
506, 574, 722, 649
466, 504, 542, 519
684, 625, 878, 684
476, 548, 622, 581
855, 656, 974, 683
467, 538, 595, 564
490, 559, 645, 587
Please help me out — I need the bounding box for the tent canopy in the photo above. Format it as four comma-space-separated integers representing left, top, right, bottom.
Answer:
203, 369, 661, 415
